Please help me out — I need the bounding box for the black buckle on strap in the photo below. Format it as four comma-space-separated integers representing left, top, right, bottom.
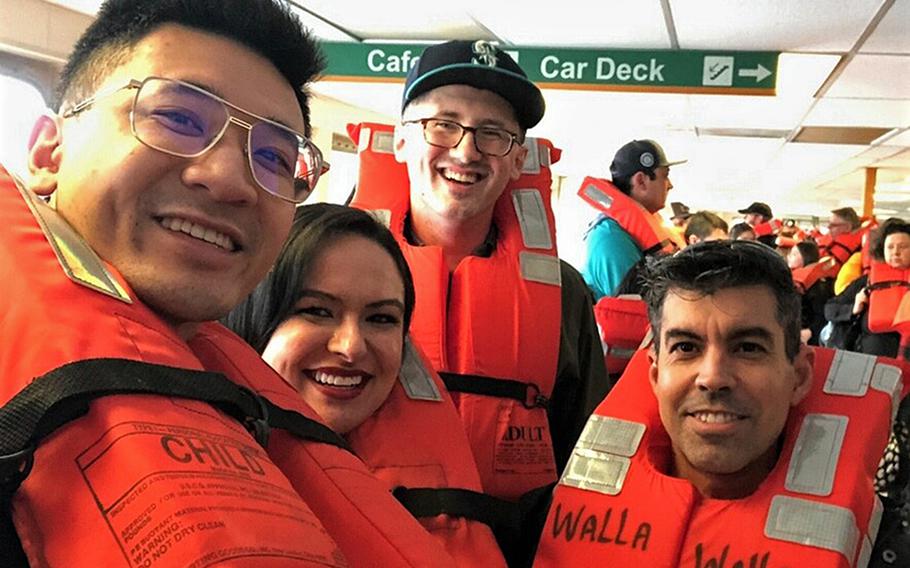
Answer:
0, 445, 34, 494
523, 383, 548, 410
238, 387, 271, 448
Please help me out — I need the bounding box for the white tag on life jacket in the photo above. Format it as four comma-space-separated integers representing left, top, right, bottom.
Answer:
560, 449, 631, 496
519, 251, 561, 286
870, 362, 903, 422
576, 415, 646, 457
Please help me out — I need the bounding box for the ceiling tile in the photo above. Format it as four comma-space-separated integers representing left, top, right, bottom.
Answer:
825, 54, 910, 98
805, 98, 910, 128
289, 1, 483, 40
861, 0, 910, 54
672, 0, 882, 51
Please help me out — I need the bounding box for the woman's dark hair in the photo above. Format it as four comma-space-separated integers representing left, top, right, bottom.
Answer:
794, 240, 820, 265
56, 0, 324, 134
225, 203, 415, 353
642, 239, 802, 361
872, 218, 910, 261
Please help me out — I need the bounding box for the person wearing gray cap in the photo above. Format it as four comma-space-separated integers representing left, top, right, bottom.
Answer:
349, 39, 608, 557
580, 139, 686, 300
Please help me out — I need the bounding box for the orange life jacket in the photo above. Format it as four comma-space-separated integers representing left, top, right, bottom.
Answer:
577, 177, 681, 256
345, 339, 507, 567
753, 218, 782, 238
593, 295, 650, 376
348, 122, 562, 501
867, 261, 910, 336
0, 166, 454, 567
534, 347, 904, 568
818, 230, 864, 268
791, 257, 837, 293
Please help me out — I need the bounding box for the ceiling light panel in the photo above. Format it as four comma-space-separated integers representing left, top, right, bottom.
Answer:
805, 98, 910, 128
289, 1, 482, 40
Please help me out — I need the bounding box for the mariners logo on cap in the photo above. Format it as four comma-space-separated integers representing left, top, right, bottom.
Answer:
472, 40, 498, 67
640, 152, 655, 168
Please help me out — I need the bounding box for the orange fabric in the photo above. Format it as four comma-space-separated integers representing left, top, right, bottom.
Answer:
0, 167, 454, 568
753, 218, 782, 238
867, 261, 910, 336
577, 177, 679, 256
345, 342, 506, 567
791, 258, 836, 293
349, 122, 562, 500
535, 347, 900, 567
593, 296, 649, 375
817, 230, 864, 267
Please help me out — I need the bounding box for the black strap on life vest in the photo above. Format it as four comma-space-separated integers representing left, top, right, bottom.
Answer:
0, 358, 352, 566
392, 486, 520, 532
868, 280, 910, 293
438, 371, 549, 409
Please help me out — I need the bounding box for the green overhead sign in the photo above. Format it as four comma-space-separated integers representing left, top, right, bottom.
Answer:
321, 42, 778, 96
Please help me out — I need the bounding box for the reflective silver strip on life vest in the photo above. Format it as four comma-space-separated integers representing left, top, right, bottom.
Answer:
823, 350, 876, 397
870, 362, 903, 422
765, 495, 859, 563
512, 189, 554, 250
785, 413, 848, 496
561, 449, 631, 496
365, 208, 392, 229
581, 183, 614, 211
357, 126, 371, 152
520, 137, 541, 175
857, 496, 884, 567
519, 251, 562, 286
538, 141, 552, 168
559, 416, 646, 496
371, 129, 395, 154
398, 338, 442, 401
17, 175, 132, 304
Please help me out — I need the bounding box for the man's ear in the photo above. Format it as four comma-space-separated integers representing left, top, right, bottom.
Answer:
510, 140, 528, 180
790, 344, 815, 407
27, 114, 64, 197
648, 345, 659, 392
393, 124, 408, 164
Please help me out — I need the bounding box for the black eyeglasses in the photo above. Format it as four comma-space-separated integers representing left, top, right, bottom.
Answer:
402, 117, 519, 157
62, 76, 324, 204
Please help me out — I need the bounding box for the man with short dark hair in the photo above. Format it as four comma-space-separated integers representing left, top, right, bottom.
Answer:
0, 1, 454, 565
350, 40, 607, 506
829, 207, 861, 237
580, 139, 686, 300
684, 210, 729, 245
535, 240, 902, 567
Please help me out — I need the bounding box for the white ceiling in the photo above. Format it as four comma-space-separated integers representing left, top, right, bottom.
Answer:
28, 0, 910, 219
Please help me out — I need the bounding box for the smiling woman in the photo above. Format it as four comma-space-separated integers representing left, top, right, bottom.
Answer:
224, 202, 508, 566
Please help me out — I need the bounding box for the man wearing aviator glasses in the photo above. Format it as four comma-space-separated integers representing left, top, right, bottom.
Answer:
354, 40, 607, 551
0, 0, 456, 566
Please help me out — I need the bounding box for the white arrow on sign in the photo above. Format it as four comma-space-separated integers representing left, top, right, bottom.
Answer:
738, 64, 772, 83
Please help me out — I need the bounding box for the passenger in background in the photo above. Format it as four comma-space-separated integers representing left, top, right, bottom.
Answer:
826, 207, 865, 292
822, 219, 908, 356
683, 210, 728, 245
581, 139, 686, 299
738, 201, 778, 247
668, 201, 692, 244
788, 240, 834, 345
730, 221, 758, 241
225, 204, 507, 567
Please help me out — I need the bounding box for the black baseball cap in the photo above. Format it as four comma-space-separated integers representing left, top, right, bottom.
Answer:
401, 40, 545, 129
738, 202, 773, 219
610, 139, 686, 180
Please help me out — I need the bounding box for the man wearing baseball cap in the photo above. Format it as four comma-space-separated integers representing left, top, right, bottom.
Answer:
352, 40, 607, 524
738, 201, 777, 247
581, 139, 686, 300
